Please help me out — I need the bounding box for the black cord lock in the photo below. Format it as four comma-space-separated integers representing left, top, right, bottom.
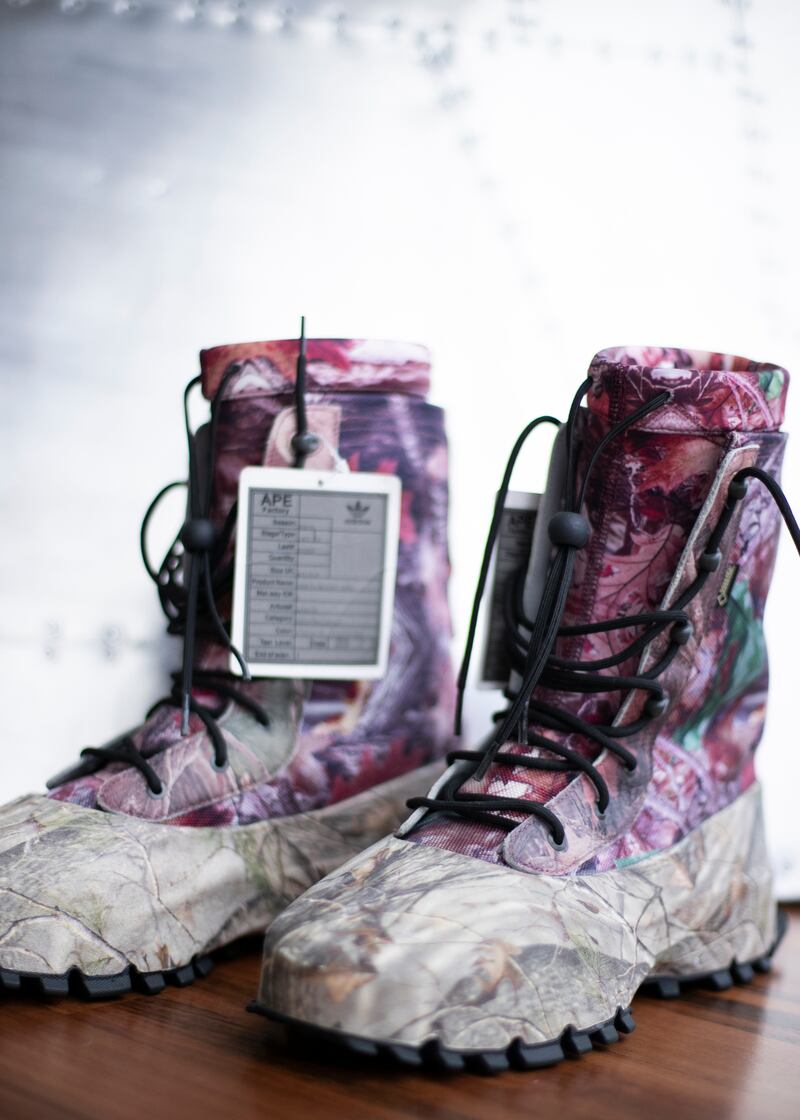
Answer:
179, 518, 217, 553
291, 431, 321, 457
548, 511, 591, 549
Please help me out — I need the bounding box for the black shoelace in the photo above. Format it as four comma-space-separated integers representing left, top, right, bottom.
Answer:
409, 383, 800, 846
48, 321, 316, 798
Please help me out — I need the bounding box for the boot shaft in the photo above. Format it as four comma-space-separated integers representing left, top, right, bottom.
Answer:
534, 348, 788, 870
200, 337, 455, 776
50, 338, 454, 822
415, 346, 789, 870
564, 348, 788, 728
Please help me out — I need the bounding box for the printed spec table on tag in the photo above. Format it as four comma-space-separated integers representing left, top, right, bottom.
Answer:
242, 487, 389, 668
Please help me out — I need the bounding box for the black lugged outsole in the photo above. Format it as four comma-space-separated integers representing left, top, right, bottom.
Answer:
248, 1001, 636, 1074
248, 999, 636, 1075
0, 952, 214, 1001
249, 908, 788, 1075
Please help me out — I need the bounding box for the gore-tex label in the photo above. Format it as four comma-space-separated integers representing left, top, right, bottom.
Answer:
231, 467, 400, 680
481, 492, 539, 687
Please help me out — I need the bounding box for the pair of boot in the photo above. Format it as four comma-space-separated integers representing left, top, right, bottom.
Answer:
1, 338, 797, 1074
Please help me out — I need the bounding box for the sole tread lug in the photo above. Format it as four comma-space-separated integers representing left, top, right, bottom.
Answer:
80, 972, 133, 999
38, 974, 71, 996
421, 1041, 465, 1072
706, 969, 734, 991
345, 1037, 380, 1058
136, 971, 167, 995
509, 1039, 565, 1070
615, 1007, 636, 1034
466, 1051, 510, 1075
0, 970, 22, 992
590, 1024, 619, 1046
385, 1043, 424, 1068
0, 951, 215, 1002
732, 962, 754, 984
562, 1028, 593, 1057
169, 964, 198, 987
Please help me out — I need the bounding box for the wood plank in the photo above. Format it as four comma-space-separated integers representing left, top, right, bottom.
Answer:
1, 908, 798, 1119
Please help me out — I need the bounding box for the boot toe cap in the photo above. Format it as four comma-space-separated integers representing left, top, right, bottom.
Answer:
257, 835, 644, 1052
0, 795, 233, 979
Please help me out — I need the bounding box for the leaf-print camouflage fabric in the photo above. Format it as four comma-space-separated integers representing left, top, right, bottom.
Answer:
0, 763, 443, 979
257, 782, 775, 1051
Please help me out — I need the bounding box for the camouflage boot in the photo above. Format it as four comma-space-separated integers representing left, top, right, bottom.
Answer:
253, 347, 798, 1072
0, 337, 454, 998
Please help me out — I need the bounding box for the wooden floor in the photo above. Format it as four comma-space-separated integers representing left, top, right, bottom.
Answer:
1, 909, 798, 1120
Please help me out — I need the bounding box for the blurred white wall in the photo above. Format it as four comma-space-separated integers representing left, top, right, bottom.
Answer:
1, 0, 798, 895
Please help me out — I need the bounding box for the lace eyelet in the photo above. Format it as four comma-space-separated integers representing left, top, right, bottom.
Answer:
595, 801, 608, 818
698, 549, 722, 572
670, 619, 693, 646
645, 693, 669, 719
211, 756, 229, 773
728, 477, 749, 504
547, 830, 568, 851
146, 783, 165, 799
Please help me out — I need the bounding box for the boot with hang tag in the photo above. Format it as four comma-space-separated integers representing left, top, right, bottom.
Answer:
0, 336, 454, 998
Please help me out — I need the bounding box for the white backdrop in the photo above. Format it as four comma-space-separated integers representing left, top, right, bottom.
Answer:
1, 0, 798, 896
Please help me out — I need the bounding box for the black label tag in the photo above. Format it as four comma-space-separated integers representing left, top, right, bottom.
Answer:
480, 493, 539, 686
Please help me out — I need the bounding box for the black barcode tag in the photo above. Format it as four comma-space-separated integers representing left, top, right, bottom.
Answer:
480, 491, 539, 687
231, 467, 401, 680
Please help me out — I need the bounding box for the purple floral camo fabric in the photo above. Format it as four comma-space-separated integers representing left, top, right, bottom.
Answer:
50, 339, 454, 826
415, 346, 788, 872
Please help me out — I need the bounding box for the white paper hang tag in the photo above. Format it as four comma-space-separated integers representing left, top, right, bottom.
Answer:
480, 491, 540, 688
231, 467, 401, 680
